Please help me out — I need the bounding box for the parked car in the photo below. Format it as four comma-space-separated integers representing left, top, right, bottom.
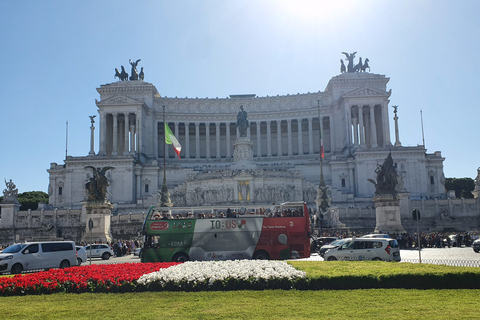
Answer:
360, 234, 390, 239
84, 244, 114, 260
76, 246, 87, 265
473, 239, 480, 253
134, 248, 142, 257
318, 238, 348, 258
0, 241, 77, 274
324, 238, 401, 262
311, 237, 338, 254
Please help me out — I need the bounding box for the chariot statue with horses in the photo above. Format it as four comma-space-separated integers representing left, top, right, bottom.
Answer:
341, 52, 370, 73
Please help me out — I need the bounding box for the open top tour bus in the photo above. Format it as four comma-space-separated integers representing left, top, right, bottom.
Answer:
141, 202, 311, 262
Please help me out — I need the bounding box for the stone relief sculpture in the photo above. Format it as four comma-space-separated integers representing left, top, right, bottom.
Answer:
84, 166, 114, 202
2, 179, 19, 203
368, 152, 398, 197
236, 105, 249, 137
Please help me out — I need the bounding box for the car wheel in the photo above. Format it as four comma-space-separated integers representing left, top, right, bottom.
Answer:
474, 249, 479, 253
326, 256, 337, 261
11, 263, 23, 274
101, 252, 111, 260
60, 260, 71, 269
172, 252, 189, 262
77, 257, 82, 265
252, 250, 269, 260
372, 257, 382, 261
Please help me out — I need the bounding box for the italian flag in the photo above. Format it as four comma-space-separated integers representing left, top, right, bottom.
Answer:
165, 123, 181, 159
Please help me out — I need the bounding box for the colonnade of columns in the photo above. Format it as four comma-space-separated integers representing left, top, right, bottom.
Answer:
348, 104, 390, 148
156, 116, 333, 160
99, 112, 138, 156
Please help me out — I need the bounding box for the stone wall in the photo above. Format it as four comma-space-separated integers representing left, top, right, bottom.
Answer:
1, 197, 479, 245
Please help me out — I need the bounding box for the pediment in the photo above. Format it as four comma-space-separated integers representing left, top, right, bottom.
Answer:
96, 95, 144, 106
343, 87, 391, 98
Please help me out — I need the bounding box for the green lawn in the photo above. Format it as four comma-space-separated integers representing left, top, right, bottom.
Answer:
1, 289, 479, 319
1, 261, 480, 319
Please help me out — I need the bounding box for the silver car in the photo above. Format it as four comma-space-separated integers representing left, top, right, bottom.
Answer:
84, 244, 114, 260
76, 246, 87, 265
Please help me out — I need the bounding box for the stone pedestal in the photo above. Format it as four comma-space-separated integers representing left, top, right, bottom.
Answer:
373, 195, 405, 233
81, 201, 114, 243
232, 137, 256, 170
0, 203, 21, 228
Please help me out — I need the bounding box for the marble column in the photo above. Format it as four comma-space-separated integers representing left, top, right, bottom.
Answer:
124, 113, 129, 155
287, 119, 292, 156
266, 121, 272, 157
112, 113, 118, 155
370, 105, 378, 148
308, 118, 313, 154
277, 120, 282, 156
256, 121, 261, 157
226, 123, 231, 158
359, 106, 365, 148
216, 123, 221, 158
153, 120, 158, 158
195, 122, 200, 159
185, 122, 190, 158
100, 112, 107, 155
297, 118, 303, 155
206, 123, 211, 158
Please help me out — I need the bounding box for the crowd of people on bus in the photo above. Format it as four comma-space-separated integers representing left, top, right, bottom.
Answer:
151, 207, 304, 220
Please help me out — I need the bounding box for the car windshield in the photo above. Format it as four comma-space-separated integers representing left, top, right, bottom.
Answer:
329, 239, 347, 246
2, 244, 27, 253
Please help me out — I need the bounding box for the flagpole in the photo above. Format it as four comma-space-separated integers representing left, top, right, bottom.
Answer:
160, 105, 173, 208
316, 99, 329, 232
420, 109, 425, 147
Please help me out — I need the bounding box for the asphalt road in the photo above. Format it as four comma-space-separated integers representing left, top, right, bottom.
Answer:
82, 246, 480, 266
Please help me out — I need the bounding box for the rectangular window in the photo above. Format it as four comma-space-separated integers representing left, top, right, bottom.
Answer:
58, 187, 63, 196
145, 184, 149, 193
430, 176, 435, 185
341, 179, 346, 188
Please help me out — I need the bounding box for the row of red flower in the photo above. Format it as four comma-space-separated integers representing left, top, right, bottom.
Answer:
0, 262, 179, 296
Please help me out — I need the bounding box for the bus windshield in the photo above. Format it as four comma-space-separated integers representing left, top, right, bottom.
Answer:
141, 202, 311, 262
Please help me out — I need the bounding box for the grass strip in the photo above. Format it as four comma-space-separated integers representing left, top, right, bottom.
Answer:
1, 289, 480, 319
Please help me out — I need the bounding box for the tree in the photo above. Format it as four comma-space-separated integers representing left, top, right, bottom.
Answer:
17, 191, 49, 211
445, 178, 474, 199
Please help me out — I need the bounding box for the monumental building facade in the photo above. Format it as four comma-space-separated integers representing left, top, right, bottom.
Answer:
47, 65, 446, 217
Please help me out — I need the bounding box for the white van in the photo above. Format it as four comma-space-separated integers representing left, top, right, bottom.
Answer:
0, 241, 77, 274
323, 238, 401, 262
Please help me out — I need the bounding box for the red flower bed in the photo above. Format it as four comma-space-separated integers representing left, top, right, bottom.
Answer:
0, 262, 178, 296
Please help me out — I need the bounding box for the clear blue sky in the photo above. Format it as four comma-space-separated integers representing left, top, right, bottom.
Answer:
1, 0, 479, 193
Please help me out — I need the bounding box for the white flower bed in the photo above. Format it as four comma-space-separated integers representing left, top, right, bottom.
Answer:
137, 260, 306, 290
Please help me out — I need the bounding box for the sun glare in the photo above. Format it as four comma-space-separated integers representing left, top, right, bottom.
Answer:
274, 0, 362, 28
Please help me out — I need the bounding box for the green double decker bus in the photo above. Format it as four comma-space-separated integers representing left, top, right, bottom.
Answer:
140, 202, 311, 262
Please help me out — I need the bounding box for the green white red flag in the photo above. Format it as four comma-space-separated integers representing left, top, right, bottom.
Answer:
165, 123, 181, 158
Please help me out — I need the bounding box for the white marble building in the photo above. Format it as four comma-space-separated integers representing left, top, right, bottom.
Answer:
47, 70, 446, 214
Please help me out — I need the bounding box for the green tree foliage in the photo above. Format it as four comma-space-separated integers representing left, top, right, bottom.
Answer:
17, 191, 49, 210
445, 178, 474, 199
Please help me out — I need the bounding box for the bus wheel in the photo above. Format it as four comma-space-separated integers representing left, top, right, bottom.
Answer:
253, 250, 269, 260
172, 252, 189, 262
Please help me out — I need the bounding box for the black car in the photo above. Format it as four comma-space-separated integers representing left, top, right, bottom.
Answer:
318, 238, 348, 258
311, 237, 338, 254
